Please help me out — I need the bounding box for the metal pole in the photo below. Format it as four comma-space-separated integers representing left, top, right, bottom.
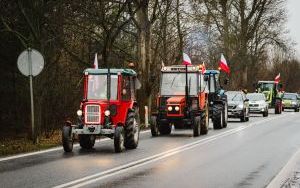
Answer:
28, 48, 36, 144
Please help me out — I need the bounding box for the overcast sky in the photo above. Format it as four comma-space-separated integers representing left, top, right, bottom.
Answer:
287, 0, 300, 59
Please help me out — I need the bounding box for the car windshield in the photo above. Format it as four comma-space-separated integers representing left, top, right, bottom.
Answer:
87, 75, 118, 100
283, 93, 297, 100
160, 73, 198, 96
247, 93, 265, 101
226, 92, 243, 101
258, 83, 274, 91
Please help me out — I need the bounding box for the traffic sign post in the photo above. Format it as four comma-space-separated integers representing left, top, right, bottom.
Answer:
17, 48, 44, 144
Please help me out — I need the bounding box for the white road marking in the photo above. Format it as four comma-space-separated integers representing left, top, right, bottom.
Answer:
54, 114, 288, 188
0, 130, 151, 162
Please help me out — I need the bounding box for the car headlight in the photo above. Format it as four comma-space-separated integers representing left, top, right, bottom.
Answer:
77, 109, 83, 116
292, 101, 297, 105
175, 106, 180, 111
104, 110, 110, 116
237, 104, 244, 109
168, 106, 173, 111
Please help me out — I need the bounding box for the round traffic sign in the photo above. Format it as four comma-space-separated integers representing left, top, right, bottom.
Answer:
17, 48, 44, 76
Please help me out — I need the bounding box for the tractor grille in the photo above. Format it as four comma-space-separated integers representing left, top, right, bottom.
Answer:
85, 105, 101, 124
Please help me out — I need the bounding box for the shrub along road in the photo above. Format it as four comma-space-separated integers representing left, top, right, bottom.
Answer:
0, 110, 299, 188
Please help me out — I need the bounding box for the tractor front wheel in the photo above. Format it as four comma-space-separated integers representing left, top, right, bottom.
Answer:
193, 116, 201, 137
79, 135, 95, 149
114, 126, 125, 153
124, 111, 140, 149
150, 116, 159, 136
62, 125, 73, 152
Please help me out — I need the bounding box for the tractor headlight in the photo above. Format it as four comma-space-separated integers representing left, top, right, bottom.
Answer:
175, 106, 180, 111
104, 110, 111, 116
77, 110, 83, 117
168, 106, 173, 111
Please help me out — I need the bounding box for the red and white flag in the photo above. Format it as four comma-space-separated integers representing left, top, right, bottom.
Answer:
201, 62, 206, 74
183, 52, 192, 65
274, 73, 280, 83
94, 53, 98, 69
219, 54, 230, 74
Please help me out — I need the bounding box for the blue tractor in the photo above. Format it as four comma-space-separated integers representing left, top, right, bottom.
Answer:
204, 70, 228, 129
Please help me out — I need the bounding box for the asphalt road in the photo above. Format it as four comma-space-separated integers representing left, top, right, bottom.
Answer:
1, 110, 300, 188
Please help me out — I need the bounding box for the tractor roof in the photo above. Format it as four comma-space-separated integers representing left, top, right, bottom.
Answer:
258, 81, 275, 83
84, 68, 137, 76
204, 70, 220, 75
161, 65, 201, 72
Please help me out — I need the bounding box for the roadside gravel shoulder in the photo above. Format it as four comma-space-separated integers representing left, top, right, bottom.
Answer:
267, 148, 300, 188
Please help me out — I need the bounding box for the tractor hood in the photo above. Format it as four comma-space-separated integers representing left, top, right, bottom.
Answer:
167, 96, 186, 104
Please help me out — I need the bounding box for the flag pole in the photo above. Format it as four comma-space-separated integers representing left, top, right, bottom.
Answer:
185, 64, 189, 115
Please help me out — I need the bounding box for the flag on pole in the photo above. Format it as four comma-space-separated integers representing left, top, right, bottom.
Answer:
218, 54, 230, 74
201, 62, 206, 74
183, 52, 192, 65
94, 53, 98, 69
274, 73, 280, 83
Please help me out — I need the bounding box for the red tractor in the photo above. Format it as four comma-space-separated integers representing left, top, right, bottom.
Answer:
62, 68, 141, 153
150, 65, 209, 136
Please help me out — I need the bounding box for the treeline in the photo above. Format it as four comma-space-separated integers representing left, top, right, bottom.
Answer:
0, 0, 299, 137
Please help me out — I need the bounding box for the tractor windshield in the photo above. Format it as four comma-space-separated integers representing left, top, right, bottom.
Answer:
257, 82, 274, 91
87, 75, 118, 100
160, 73, 198, 96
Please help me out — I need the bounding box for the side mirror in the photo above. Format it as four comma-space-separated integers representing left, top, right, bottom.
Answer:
244, 99, 249, 102
204, 75, 209, 82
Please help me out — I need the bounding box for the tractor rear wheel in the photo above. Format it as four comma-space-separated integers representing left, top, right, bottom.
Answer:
62, 125, 73, 152
159, 124, 171, 135
114, 126, 125, 153
193, 116, 201, 137
124, 111, 140, 149
79, 135, 95, 149
275, 100, 282, 114
150, 116, 159, 136
213, 104, 223, 129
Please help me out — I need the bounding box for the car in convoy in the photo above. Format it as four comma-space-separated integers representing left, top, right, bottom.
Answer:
282, 92, 300, 112
226, 91, 249, 122
246, 93, 268, 117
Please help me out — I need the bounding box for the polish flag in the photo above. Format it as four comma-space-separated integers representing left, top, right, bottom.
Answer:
201, 62, 206, 74
94, 53, 98, 69
219, 54, 230, 74
183, 53, 192, 65
274, 73, 280, 83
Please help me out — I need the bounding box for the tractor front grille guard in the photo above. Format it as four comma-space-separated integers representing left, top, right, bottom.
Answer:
85, 105, 101, 124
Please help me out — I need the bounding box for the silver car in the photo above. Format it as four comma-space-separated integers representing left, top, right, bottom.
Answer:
226, 91, 250, 122
246, 93, 269, 117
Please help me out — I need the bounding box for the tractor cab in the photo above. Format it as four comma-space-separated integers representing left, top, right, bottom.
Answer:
150, 65, 209, 137
256, 81, 283, 114
204, 70, 228, 129
62, 68, 141, 153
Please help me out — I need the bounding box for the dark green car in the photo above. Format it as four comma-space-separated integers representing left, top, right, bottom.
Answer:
282, 93, 300, 112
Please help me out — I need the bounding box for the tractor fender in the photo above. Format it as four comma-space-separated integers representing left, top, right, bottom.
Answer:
65, 120, 72, 127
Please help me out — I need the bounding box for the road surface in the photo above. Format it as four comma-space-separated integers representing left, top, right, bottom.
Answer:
0, 110, 300, 188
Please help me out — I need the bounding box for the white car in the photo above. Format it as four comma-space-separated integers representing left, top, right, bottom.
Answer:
246, 93, 268, 117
